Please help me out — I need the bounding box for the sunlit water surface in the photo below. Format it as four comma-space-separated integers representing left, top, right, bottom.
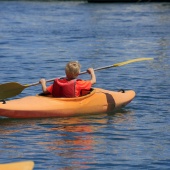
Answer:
0, 1, 170, 169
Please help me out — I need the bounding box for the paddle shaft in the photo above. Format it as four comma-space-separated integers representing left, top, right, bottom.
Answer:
27, 57, 153, 87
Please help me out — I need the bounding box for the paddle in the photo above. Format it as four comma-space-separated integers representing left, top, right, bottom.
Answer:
0, 57, 153, 100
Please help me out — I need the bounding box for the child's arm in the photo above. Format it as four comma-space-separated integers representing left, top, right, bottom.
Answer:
39, 79, 49, 94
87, 68, 96, 85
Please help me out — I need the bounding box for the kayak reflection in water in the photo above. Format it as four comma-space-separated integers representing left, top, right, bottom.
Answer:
39, 61, 96, 98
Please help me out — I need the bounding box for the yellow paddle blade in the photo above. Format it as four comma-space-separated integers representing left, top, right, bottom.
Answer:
113, 58, 153, 67
0, 82, 27, 100
0, 161, 34, 170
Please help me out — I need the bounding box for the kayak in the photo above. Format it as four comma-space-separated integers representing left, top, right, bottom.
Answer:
0, 88, 135, 118
0, 161, 34, 170
0, 88, 135, 119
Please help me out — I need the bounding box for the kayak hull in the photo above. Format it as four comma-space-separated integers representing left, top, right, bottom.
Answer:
0, 88, 135, 118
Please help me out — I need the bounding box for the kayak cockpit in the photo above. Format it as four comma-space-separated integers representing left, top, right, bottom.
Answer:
37, 88, 95, 101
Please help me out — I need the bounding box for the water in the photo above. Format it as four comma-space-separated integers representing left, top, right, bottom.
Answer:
0, 1, 170, 169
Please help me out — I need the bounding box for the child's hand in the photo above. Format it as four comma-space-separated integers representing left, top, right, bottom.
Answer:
39, 79, 48, 93
87, 68, 96, 84
39, 78, 46, 84
87, 68, 94, 74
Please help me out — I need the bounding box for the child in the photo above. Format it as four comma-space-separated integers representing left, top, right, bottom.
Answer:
39, 61, 96, 98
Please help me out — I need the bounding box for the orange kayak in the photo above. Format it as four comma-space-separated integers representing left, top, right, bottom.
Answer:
0, 88, 135, 119
0, 161, 34, 170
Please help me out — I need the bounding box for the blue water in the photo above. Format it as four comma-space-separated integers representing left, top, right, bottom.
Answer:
0, 1, 170, 169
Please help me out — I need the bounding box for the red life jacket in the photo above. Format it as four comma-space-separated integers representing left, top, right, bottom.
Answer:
52, 78, 76, 98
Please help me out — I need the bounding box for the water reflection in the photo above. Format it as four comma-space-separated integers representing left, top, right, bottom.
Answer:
0, 110, 134, 169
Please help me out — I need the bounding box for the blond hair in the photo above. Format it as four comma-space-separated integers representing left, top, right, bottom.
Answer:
65, 61, 81, 79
